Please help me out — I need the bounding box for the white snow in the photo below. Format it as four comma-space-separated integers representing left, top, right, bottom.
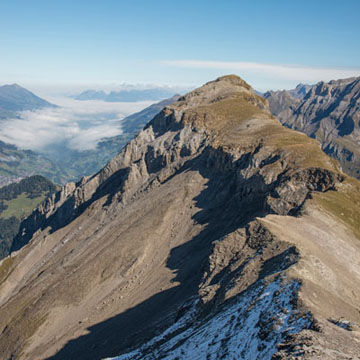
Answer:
107, 278, 312, 360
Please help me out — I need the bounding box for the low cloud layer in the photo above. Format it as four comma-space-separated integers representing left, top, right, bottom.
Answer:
0, 97, 153, 152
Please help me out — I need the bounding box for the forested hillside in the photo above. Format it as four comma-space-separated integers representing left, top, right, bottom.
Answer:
0, 175, 57, 259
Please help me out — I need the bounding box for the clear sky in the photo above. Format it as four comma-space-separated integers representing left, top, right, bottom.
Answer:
1, 0, 360, 92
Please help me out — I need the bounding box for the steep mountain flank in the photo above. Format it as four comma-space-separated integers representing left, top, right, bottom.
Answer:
265, 77, 360, 179
0, 76, 359, 360
264, 90, 301, 124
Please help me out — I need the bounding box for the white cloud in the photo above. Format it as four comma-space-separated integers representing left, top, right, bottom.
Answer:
161, 60, 360, 87
0, 97, 153, 152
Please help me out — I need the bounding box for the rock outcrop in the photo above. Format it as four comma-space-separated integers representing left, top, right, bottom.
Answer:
265, 77, 360, 179
0, 75, 359, 360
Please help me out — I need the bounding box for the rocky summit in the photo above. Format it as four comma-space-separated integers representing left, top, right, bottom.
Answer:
265, 77, 360, 180
0, 75, 360, 360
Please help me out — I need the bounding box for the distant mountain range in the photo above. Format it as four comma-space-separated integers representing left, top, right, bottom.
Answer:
264, 77, 360, 179
263, 83, 311, 115
73, 87, 181, 102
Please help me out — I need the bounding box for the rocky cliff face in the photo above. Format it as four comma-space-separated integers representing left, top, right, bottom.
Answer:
288, 83, 312, 99
265, 77, 360, 179
263, 83, 312, 119
0, 76, 359, 360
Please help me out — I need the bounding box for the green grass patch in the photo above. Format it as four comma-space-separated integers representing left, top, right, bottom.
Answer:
1, 192, 46, 220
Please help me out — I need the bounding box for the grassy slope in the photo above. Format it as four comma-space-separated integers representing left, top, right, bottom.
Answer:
311, 177, 360, 240
185, 93, 338, 172
1, 192, 47, 220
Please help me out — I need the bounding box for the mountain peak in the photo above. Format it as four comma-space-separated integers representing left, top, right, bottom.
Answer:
7, 83, 22, 88
0, 83, 25, 92
149, 75, 270, 145
0, 83, 55, 112
213, 74, 252, 88
171, 75, 258, 108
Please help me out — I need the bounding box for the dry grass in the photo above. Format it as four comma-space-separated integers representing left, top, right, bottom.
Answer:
0, 257, 14, 285
0, 291, 48, 358
182, 94, 340, 173
264, 127, 340, 171
311, 177, 360, 240
213, 75, 252, 90
183, 95, 265, 131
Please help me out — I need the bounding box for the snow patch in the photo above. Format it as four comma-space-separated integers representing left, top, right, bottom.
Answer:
107, 278, 312, 360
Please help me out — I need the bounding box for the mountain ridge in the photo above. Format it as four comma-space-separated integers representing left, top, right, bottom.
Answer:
0, 75, 359, 360
74, 87, 182, 102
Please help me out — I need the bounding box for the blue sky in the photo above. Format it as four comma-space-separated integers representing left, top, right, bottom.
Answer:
1, 0, 360, 91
